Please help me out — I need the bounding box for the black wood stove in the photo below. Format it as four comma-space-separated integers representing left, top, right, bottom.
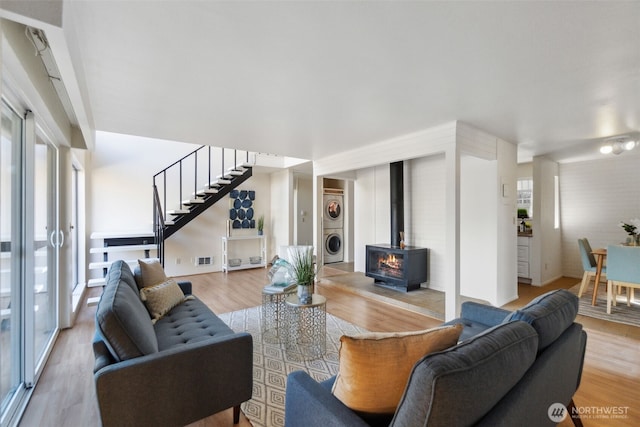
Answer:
364, 161, 428, 291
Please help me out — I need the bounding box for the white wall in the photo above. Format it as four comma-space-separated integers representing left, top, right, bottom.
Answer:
353, 165, 390, 272
560, 151, 640, 279
294, 174, 313, 245
90, 132, 199, 233
408, 154, 446, 290
269, 169, 293, 257
496, 139, 518, 304
460, 155, 497, 301
531, 156, 562, 286
343, 179, 355, 262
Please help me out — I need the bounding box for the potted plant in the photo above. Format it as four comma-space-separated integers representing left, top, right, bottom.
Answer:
290, 246, 315, 303
257, 215, 264, 235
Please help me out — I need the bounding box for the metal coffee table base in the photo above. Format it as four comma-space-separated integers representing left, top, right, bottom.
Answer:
285, 294, 327, 361
261, 287, 295, 344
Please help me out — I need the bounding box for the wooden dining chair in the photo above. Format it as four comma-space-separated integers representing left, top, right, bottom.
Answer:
577, 238, 605, 298
605, 245, 639, 314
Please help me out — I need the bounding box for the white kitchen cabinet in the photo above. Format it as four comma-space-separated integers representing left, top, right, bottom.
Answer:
517, 236, 531, 280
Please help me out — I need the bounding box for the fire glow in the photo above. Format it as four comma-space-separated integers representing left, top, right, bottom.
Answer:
379, 253, 403, 271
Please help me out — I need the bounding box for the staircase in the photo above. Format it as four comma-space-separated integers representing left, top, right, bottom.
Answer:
153, 145, 255, 265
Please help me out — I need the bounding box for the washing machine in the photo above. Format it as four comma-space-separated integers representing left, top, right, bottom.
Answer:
323, 193, 344, 229
324, 229, 344, 264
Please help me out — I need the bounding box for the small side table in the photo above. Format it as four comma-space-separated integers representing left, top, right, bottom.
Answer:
261, 286, 296, 343
285, 294, 327, 361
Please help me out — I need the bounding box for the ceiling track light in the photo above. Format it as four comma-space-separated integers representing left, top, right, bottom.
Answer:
600, 136, 637, 155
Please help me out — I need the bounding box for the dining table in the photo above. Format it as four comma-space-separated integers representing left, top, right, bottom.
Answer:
591, 248, 607, 306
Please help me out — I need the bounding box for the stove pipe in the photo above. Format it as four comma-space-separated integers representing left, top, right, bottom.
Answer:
390, 161, 404, 247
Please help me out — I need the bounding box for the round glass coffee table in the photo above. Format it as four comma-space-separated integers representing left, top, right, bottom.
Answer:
285, 294, 327, 361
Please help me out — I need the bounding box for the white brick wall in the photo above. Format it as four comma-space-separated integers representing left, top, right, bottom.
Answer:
560, 151, 640, 278
409, 154, 447, 290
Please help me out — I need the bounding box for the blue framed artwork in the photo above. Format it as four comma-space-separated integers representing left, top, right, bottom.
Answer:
230, 189, 256, 228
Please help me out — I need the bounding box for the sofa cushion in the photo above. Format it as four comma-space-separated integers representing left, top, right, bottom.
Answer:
331, 324, 462, 416
106, 260, 138, 294
140, 278, 190, 324
154, 297, 236, 350
502, 289, 578, 352
137, 259, 168, 288
390, 321, 538, 427
95, 275, 159, 362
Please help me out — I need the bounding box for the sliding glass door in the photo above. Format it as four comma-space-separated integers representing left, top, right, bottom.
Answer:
0, 100, 59, 426
32, 130, 58, 376
0, 98, 22, 424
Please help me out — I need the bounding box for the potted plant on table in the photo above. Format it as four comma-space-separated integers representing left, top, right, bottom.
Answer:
290, 246, 315, 304
620, 218, 640, 246
257, 215, 264, 235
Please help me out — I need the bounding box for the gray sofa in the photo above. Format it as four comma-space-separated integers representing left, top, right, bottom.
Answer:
93, 260, 253, 427
285, 289, 586, 427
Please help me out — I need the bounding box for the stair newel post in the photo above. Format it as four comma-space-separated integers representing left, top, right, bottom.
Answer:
163, 171, 167, 220
152, 182, 165, 266
208, 145, 212, 188
194, 150, 198, 200
179, 160, 183, 210
234, 149, 237, 170
221, 148, 225, 180
153, 180, 157, 245
162, 171, 167, 266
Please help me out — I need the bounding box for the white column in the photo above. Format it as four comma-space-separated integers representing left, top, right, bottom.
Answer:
444, 144, 461, 321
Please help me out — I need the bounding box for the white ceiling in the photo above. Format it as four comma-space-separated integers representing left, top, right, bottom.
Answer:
50, 1, 640, 162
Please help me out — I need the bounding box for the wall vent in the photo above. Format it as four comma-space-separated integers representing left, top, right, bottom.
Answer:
196, 256, 213, 266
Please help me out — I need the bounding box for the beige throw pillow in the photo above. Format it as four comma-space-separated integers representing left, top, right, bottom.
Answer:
139, 279, 186, 324
331, 324, 463, 415
138, 259, 168, 287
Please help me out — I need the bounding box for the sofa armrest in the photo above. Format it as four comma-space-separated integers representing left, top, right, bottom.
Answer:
92, 332, 115, 373
177, 280, 192, 295
460, 301, 510, 326
95, 331, 252, 427
442, 302, 511, 341
285, 371, 369, 427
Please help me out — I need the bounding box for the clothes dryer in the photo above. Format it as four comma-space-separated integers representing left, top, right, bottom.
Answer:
323, 194, 344, 229
323, 229, 344, 264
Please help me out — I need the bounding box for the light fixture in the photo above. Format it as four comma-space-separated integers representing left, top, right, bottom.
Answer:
600, 136, 637, 155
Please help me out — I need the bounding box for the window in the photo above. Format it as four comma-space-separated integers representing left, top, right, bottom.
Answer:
517, 178, 533, 218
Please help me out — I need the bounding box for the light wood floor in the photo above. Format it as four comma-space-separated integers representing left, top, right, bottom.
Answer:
19, 267, 640, 426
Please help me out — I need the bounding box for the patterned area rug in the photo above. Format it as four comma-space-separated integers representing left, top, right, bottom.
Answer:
568, 283, 640, 327
218, 306, 368, 427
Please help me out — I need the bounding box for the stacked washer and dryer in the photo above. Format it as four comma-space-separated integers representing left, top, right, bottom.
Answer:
322, 191, 344, 264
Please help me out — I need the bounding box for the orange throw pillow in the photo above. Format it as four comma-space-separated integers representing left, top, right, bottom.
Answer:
331, 324, 462, 415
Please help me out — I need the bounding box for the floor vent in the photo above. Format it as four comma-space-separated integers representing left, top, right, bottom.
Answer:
196, 256, 213, 266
